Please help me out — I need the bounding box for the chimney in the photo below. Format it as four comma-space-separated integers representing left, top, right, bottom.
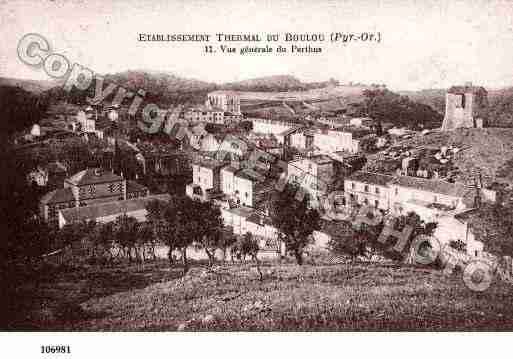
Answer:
465, 81, 473, 88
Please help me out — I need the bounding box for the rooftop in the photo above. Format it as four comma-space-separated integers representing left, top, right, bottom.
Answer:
308, 155, 334, 165
59, 193, 171, 223
390, 176, 470, 198
126, 180, 148, 194
346, 171, 394, 187
40, 188, 75, 204
67, 168, 123, 186
277, 126, 304, 137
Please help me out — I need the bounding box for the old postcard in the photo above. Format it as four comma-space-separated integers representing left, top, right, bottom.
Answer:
1, 0, 513, 356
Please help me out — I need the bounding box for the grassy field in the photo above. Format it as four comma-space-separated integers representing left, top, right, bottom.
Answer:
6, 258, 513, 331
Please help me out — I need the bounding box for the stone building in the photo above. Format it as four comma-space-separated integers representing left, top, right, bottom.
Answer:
40, 168, 149, 226
441, 83, 488, 131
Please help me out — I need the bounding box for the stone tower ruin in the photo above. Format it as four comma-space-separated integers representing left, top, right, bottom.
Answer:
441, 82, 487, 131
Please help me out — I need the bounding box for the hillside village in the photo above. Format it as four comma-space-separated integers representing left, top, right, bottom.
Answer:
3, 74, 513, 330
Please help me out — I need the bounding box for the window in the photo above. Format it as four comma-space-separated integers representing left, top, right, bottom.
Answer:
375, 200, 379, 208
245, 192, 248, 198
364, 185, 369, 192
351, 182, 355, 189
434, 196, 438, 203
364, 198, 369, 205
375, 187, 380, 194
395, 188, 398, 195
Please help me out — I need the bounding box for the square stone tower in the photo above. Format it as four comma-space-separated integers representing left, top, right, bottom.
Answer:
441, 82, 487, 131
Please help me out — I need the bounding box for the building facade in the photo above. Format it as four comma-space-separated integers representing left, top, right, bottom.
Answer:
207, 90, 241, 115
40, 168, 149, 226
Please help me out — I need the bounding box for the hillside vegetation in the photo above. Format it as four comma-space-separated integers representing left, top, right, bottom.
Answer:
9, 260, 513, 331
399, 128, 513, 185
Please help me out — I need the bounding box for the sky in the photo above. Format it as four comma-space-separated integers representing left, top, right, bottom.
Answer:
1, 0, 513, 91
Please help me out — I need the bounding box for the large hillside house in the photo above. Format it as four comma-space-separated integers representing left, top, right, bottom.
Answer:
186, 158, 273, 210
40, 168, 149, 226
343, 171, 495, 257
344, 171, 478, 214
287, 155, 339, 208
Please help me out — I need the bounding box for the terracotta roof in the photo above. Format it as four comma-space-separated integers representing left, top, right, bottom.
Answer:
390, 176, 470, 198
346, 171, 393, 187
235, 168, 266, 182
308, 155, 333, 165
277, 126, 303, 137
40, 188, 75, 204
126, 180, 148, 194
67, 168, 123, 186
59, 194, 171, 223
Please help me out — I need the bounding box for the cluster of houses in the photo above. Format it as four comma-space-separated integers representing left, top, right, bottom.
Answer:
32, 84, 500, 263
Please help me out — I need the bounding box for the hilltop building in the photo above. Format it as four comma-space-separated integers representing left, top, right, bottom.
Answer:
207, 90, 241, 115
441, 83, 487, 131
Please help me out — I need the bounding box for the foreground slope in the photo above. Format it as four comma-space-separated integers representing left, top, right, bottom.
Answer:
14, 261, 513, 331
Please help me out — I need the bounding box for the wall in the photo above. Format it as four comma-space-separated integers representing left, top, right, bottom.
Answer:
344, 179, 390, 210
313, 130, 359, 153
233, 175, 254, 207
389, 185, 462, 210
252, 119, 292, 137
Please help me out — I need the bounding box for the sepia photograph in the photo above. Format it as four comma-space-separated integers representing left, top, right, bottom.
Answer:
1, 0, 513, 353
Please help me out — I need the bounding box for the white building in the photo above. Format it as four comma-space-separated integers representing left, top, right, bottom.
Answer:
76, 109, 96, 133
312, 129, 359, 154
207, 90, 241, 115
287, 155, 337, 208
30, 123, 41, 137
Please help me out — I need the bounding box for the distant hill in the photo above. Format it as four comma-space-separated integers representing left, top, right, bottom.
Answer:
0, 77, 60, 94
485, 87, 513, 128
104, 70, 217, 106
399, 89, 446, 115
399, 87, 513, 128
221, 75, 340, 92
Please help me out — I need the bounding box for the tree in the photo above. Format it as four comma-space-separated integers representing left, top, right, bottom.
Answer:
114, 214, 140, 262
193, 201, 225, 267
231, 232, 263, 281
138, 222, 157, 261
270, 184, 321, 265
239, 121, 253, 132
219, 229, 237, 262
352, 210, 437, 263
468, 203, 513, 258
162, 195, 198, 274
327, 221, 368, 262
